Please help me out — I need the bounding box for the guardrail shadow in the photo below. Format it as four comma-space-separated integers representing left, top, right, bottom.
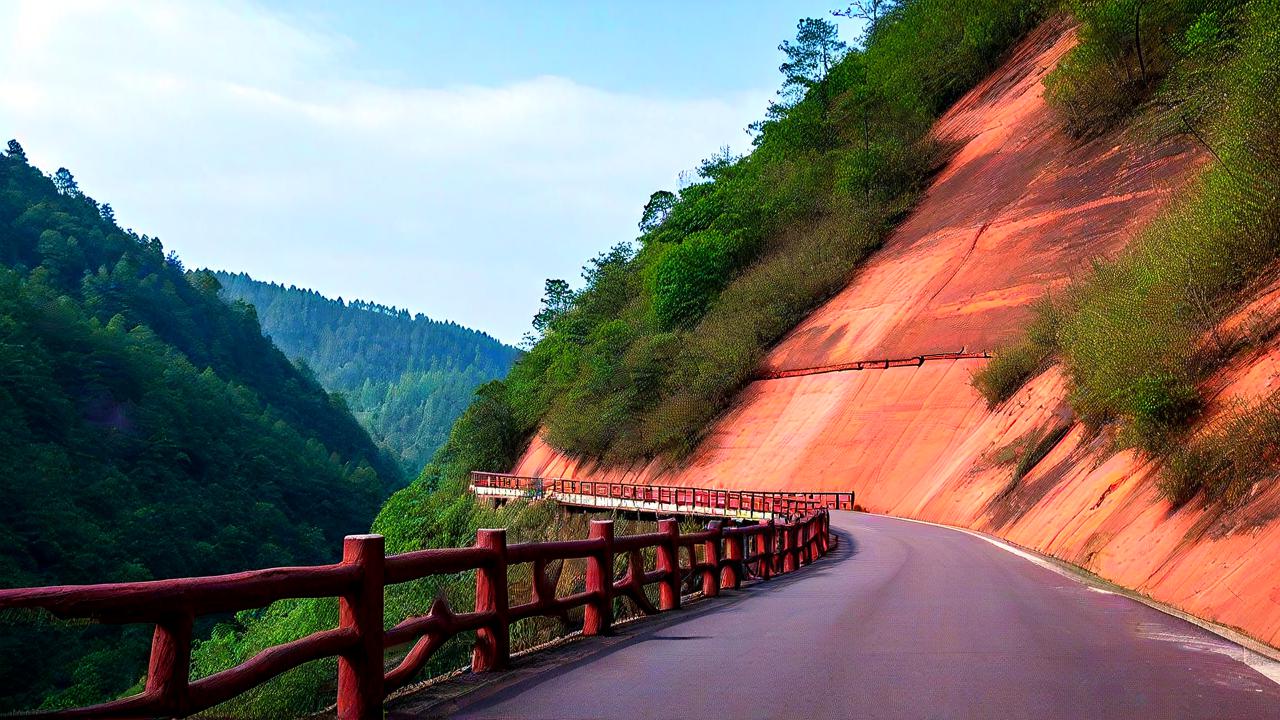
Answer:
387, 524, 861, 718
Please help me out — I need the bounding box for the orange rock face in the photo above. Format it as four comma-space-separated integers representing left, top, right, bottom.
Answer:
513, 19, 1280, 647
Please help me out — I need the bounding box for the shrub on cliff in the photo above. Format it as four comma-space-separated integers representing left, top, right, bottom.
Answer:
1043, 0, 1240, 137
990, 0, 1280, 494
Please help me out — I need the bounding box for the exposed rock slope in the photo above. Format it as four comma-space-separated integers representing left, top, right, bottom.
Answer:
512, 20, 1280, 647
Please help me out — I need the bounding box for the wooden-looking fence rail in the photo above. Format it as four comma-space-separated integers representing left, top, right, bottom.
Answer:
470, 472, 855, 519
757, 350, 991, 380
0, 511, 834, 719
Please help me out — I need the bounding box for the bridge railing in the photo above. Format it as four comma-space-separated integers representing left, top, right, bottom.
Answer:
470, 471, 855, 519
0, 511, 833, 719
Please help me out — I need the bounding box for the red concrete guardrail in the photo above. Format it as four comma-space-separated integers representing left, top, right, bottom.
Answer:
0, 511, 834, 719
471, 471, 855, 519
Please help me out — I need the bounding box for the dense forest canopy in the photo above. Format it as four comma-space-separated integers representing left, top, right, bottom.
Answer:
0, 145, 402, 708
213, 272, 519, 475
494, 0, 1051, 463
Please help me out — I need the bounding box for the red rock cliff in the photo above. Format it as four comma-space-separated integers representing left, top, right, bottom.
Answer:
512, 19, 1280, 647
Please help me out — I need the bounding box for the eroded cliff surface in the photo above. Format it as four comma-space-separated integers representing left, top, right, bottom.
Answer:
512, 20, 1280, 646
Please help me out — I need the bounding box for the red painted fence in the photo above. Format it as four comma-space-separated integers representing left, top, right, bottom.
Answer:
0, 511, 834, 719
471, 472, 856, 518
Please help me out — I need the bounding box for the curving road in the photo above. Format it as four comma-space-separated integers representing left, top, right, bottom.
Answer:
396, 512, 1280, 719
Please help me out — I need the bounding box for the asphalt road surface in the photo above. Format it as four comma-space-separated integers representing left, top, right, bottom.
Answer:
426, 512, 1280, 719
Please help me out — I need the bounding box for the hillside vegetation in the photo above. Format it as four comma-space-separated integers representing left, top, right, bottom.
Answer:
501, 0, 1049, 463
184, 3, 1055, 716
214, 272, 519, 475
0, 146, 401, 709
973, 0, 1280, 507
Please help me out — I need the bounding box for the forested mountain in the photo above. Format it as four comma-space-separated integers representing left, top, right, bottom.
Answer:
212, 272, 519, 475
0, 142, 401, 708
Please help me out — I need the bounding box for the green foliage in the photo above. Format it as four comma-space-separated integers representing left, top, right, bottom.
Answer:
638, 190, 677, 233
972, 342, 1051, 407
214, 272, 518, 475
998, 0, 1280, 455
649, 230, 749, 330
1044, 0, 1245, 136
778, 18, 848, 104
0, 150, 400, 711
1160, 393, 1280, 507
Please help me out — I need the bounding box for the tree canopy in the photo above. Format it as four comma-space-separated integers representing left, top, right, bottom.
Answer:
214, 272, 519, 475
0, 145, 401, 709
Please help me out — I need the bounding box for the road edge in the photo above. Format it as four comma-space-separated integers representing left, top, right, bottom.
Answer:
864, 510, 1280, 683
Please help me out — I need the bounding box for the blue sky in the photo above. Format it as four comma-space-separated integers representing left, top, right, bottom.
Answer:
0, 1, 860, 344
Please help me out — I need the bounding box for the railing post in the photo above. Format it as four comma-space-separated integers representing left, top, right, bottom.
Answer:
146, 611, 193, 715
800, 522, 812, 566
472, 529, 510, 672
782, 523, 798, 573
337, 534, 385, 720
757, 520, 774, 580
703, 521, 722, 597
657, 518, 682, 611
583, 520, 614, 635
721, 529, 743, 590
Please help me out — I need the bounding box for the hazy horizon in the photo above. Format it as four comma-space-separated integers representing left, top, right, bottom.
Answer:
0, 0, 861, 344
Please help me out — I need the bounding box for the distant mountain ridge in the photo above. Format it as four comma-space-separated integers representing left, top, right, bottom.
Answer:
0, 142, 401, 708
213, 271, 520, 475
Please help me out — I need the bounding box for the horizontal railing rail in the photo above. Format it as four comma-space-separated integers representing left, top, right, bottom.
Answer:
756, 350, 991, 380
0, 510, 834, 719
470, 472, 855, 519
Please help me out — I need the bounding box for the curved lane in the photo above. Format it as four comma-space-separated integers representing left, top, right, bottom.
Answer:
409, 511, 1280, 719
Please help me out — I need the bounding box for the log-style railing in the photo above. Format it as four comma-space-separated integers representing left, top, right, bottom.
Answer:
0, 511, 833, 719
757, 350, 991, 380
470, 471, 855, 519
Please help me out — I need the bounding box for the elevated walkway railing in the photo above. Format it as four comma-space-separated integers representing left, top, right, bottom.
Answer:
0, 509, 834, 720
470, 471, 855, 520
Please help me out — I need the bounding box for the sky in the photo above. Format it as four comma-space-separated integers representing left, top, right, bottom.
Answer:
0, 1, 860, 345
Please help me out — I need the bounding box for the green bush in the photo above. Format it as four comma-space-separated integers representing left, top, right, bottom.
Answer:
1044, 0, 1247, 136
972, 342, 1050, 407
1161, 393, 1280, 507
649, 230, 747, 330
998, 0, 1280, 455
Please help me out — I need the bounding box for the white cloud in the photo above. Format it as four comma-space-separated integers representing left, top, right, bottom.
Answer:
0, 0, 768, 344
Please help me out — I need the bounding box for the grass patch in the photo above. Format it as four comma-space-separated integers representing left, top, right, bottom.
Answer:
971, 297, 1061, 406
992, 0, 1280, 501
1043, 0, 1235, 137
972, 342, 1051, 407
1160, 393, 1280, 507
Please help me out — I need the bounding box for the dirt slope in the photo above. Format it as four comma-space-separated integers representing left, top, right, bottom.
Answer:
511, 19, 1280, 646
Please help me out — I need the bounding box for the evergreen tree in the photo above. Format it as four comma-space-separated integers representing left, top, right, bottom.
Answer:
51, 167, 79, 196
778, 18, 848, 104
